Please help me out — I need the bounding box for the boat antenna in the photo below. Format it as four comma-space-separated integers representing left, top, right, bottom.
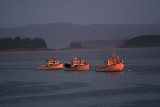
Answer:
53, 56, 56, 62
112, 47, 116, 59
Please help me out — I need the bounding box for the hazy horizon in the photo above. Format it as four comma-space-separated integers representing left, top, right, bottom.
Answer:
0, 23, 160, 48
0, 0, 160, 48
0, 0, 160, 28
1, 22, 160, 29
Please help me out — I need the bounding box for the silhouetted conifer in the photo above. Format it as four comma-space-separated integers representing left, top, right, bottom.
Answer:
0, 37, 47, 49
69, 42, 82, 48
123, 35, 160, 47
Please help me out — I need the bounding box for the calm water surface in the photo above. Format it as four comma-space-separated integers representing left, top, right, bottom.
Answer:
0, 48, 160, 107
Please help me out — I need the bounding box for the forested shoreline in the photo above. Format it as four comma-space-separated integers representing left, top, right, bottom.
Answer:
0, 36, 47, 50
122, 35, 160, 47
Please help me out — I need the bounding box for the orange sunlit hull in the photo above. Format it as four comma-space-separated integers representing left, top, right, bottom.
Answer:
36, 63, 63, 70
95, 63, 125, 72
64, 64, 90, 71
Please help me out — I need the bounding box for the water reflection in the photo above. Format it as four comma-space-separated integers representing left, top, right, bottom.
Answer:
107, 71, 124, 75
106, 71, 124, 84
72, 71, 89, 78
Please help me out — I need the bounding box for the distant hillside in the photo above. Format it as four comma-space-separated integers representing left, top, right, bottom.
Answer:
0, 23, 160, 48
80, 39, 126, 48
122, 35, 160, 47
0, 36, 47, 50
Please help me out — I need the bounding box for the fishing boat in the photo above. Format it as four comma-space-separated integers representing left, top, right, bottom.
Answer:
36, 57, 63, 70
95, 50, 125, 72
64, 57, 90, 71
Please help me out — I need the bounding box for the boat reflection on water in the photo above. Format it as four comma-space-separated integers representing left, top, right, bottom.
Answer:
106, 71, 124, 83
107, 71, 124, 75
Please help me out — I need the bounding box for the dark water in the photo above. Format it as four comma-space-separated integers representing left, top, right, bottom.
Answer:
0, 48, 160, 107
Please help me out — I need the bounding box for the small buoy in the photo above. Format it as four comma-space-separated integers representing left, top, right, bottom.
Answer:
128, 70, 130, 72
138, 70, 142, 71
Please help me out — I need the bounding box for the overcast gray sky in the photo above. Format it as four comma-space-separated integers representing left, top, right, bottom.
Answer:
0, 0, 160, 27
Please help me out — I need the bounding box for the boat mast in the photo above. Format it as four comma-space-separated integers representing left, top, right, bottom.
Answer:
53, 57, 56, 62
112, 48, 116, 59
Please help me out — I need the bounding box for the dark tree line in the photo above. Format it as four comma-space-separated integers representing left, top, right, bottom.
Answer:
0, 36, 47, 49
123, 35, 160, 47
69, 42, 82, 48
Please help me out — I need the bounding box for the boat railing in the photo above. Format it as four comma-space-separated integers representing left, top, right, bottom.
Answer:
72, 60, 86, 65
105, 59, 123, 66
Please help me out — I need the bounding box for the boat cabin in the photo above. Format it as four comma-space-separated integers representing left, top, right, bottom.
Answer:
47, 57, 59, 66
71, 57, 86, 65
105, 56, 123, 66
47, 60, 59, 65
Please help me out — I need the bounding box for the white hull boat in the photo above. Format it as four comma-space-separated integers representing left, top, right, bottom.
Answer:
95, 63, 125, 72
95, 49, 125, 72
36, 57, 63, 70
64, 57, 90, 71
